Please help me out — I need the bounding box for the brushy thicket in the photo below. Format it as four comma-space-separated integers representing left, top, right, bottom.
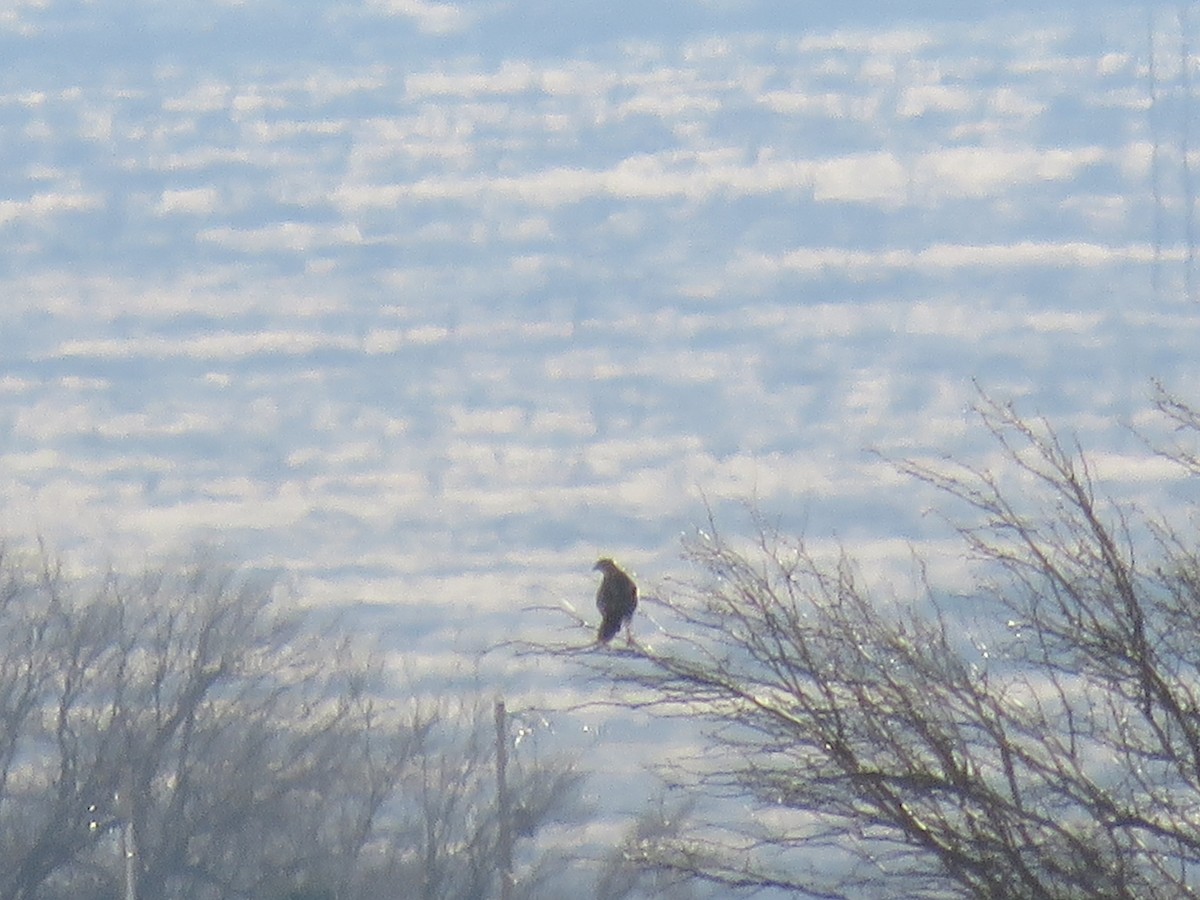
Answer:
0, 551, 580, 900
582, 389, 1200, 900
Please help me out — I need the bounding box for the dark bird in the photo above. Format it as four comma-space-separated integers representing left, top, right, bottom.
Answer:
594, 558, 638, 643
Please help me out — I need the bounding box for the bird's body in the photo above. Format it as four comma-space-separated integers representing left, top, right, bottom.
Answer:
594, 558, 637, 643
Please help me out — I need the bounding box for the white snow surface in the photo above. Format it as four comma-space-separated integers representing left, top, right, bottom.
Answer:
3, 0, 1200, 868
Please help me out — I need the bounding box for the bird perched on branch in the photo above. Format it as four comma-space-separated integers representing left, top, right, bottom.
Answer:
594, 558, 637, 644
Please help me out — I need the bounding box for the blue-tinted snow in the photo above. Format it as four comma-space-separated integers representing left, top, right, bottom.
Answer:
2, 0, 1200, 873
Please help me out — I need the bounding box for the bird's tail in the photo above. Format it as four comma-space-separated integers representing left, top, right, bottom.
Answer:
597, 617, 621, 643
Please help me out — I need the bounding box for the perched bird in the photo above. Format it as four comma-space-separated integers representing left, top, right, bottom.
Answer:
594, 558, 638, 643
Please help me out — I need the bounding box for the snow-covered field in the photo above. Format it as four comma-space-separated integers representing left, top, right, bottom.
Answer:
3, 0, 1200, 852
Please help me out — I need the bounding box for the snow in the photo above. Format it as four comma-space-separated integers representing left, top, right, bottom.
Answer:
3, 0, 1200, 877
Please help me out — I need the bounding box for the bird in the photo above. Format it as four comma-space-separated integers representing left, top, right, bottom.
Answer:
594, 558, 637, 644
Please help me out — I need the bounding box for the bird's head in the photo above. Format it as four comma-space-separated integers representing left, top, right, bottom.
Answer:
594, 557, 615, 573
